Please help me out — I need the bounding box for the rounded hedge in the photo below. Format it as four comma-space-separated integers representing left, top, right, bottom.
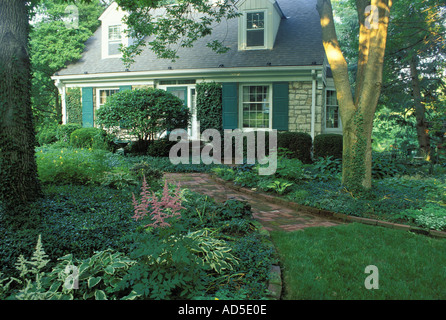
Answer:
70, 127, 109, 149
96, 88, 190, 144
314, 134, 343, 159
277, 131, 312, 163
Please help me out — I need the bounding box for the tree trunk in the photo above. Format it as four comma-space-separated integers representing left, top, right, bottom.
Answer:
0, 1, 42, 216
409, 54, 431, 160
317, 0, 392, 191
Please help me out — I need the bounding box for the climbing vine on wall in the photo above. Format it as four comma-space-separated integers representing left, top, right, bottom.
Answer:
66, 88, 82, 126
196, 82, 222, 133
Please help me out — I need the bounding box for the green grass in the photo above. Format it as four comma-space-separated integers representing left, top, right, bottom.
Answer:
270, 223, 446, 300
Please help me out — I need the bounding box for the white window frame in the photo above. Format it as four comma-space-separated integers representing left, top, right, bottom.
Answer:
108, 25, 122, 57
325, 89, 342, 132
242, 10, 267, 50
239, 83, 273, 131
96, 88, 119, 110
102, 23, 127, 59
157, 83, 198, 140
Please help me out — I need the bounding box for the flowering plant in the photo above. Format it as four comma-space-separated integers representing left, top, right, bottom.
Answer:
131, 176, 184, 228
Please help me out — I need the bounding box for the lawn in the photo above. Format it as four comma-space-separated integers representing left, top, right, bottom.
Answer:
271, 223, 446, 300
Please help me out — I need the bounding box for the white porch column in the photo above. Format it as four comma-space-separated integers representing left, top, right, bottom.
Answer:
55, 79, 67, 124
311, 69, 316, 140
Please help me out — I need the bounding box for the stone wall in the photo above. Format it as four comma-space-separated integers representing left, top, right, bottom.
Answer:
288, 81, 323, 136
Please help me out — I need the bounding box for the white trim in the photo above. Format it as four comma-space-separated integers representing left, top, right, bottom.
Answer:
324, 88, 342, 133
52, 66, 323, 84
239, 83, 272, 130
157, 83, 199, 140
61, 86, 67, 125
241, 9, 268, 50
311, 70, 316, 140
63, 81, 154, 88
96, 87, 119, 110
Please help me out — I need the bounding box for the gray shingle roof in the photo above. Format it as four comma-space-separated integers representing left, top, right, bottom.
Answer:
56, 0, 324, 76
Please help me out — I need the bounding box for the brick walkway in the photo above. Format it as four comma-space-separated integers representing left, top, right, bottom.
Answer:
164, 172, 342, 232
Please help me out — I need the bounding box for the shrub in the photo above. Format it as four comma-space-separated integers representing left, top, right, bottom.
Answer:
56, 124, 82, 144
36, 126, 58, 146
275, 156, 306, 181
70, 127, 110, 150
146, 138, 177, 157
277, 131, 312, 163
313, 134, 343, 159
220, 130, 272, 160
96, 88, 190, 149
306, 156, 342, 181
372, 152, 408, 179
36, 147, 110, 185
129, 161, 163, 181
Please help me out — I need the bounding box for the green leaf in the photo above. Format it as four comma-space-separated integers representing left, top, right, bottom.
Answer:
104, 265, 115, 275
111, 262, 127, 269
88, 276, 101, 288
95, 290, 107, 300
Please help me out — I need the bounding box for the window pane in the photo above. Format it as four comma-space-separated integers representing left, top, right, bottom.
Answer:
242, 86, 270, 129
108, 25, 121, 41
99, 89, 119, 107
326, 106, 339, 128
247, 30, 264, 47
246, 12, 264, 47
247, 12, 264, 29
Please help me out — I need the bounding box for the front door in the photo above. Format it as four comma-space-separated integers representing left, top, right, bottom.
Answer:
166, 86, 198, 140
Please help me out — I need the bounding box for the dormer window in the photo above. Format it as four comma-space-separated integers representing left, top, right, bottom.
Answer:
99, 2, 128, 59
246, 11, 265, 48
108, 25, 122, 55
237, 0, 285, 51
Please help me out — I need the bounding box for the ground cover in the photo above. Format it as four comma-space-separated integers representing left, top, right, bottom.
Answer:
211, 155, 446, 232
0, 146, 274, 300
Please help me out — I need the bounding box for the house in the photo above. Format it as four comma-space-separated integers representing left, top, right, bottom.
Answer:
51, 0, 341, 141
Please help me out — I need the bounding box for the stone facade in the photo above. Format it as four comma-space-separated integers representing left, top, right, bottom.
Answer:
288, 81, 323, 136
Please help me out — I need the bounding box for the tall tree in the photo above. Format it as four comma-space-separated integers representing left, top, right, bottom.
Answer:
30, 0, 104, 127
316, 0, 393, 191
382, 0, 446, 160
333, 0, 446, 161
0, 0, 42, 219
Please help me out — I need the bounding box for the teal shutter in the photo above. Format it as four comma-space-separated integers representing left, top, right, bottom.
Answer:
82, 87, 94, 128
222, 83, 238, 129
119, 85, 132, 91
272, 82, 289, 131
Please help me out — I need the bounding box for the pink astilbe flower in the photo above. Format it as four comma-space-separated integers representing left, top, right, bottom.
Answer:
131, 176, 184, 228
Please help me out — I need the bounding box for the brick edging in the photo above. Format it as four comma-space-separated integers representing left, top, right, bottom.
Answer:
250, 220, 282, 300
208, 173, 446, 240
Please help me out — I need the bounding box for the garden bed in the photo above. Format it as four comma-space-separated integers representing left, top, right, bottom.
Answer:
210, 155, 446, 234
0, 146, 277, 300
